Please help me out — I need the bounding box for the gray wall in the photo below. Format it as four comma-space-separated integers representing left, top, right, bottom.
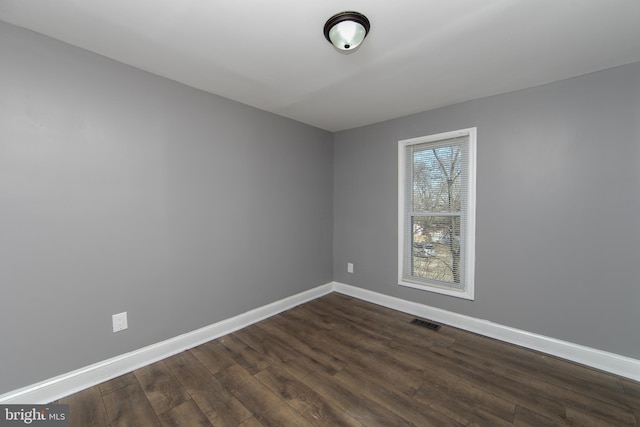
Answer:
0, 21, 333, 394
334, 62, 640, 360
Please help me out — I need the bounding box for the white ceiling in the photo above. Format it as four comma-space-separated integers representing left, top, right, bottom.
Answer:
2, 1, 640, 132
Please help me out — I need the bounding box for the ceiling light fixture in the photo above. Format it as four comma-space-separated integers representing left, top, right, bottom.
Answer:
323, 11, 370, 52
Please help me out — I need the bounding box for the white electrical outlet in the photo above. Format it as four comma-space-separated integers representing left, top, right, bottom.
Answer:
347, 262, 354, 273
112, 312, 128, 333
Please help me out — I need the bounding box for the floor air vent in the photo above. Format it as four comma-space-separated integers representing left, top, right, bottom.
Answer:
410, 318, 441, 330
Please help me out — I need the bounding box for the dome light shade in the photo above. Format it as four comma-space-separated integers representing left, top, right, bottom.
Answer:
324, 11, 370, 51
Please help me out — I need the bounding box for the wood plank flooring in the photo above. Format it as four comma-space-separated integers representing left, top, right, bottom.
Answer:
56, 292, 639, 426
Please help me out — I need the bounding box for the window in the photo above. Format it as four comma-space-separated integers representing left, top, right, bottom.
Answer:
398, 128, 476, 299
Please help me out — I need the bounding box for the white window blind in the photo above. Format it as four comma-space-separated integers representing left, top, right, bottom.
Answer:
398, 128, 476, 299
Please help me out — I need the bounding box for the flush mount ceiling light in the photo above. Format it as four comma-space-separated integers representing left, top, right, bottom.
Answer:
324, 11, 370, 52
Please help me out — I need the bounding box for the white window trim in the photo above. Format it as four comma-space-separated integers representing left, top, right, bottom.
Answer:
398, 127, 477, 300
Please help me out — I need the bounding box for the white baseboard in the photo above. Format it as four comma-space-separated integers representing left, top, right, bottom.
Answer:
2, 281, 638, 404
332, 282, 640, 382
0, 283, 334, 404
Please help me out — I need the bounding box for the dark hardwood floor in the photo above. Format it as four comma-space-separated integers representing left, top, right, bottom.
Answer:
56, 292, 640, 426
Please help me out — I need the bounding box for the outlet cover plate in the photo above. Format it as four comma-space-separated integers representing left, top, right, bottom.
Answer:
112, 312, 128, 333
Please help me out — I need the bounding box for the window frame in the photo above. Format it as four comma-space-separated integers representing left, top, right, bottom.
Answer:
398, 127, 477, 300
